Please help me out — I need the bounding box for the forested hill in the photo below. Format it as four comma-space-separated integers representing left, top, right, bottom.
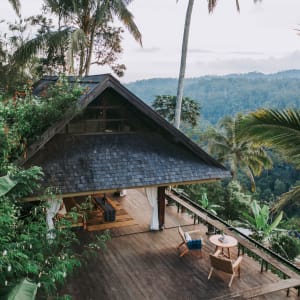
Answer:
125, 70, 300, 124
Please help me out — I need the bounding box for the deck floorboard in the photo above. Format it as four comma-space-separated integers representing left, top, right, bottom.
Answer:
59, 189, 299, 300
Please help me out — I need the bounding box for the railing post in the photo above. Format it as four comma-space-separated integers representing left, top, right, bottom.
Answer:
261, 259, 264, 273
265, 262, 269, 272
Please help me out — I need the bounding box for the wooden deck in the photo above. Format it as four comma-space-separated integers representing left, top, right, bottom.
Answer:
59, 189, 299, 300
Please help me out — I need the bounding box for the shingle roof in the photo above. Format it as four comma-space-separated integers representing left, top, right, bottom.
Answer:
26, 132, 229, 194
23, 74, 230, 194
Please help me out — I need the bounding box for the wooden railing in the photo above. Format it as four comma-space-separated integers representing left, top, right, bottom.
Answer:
166, 189, 300, 297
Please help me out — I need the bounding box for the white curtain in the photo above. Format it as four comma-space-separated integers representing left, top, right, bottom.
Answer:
46, 198, 63, 239
145, 187, 159, 231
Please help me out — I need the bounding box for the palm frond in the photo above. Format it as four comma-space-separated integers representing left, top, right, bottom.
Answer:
208, 0, 240, 13
272, 184, 300, 211
208, 0, 218, 13
8, 0, 21, 16
239, 109, 300, 167
13, 28, 71, 65
102, 0, 142, 45
67, 28, 87, 73
235, 0, 240, 12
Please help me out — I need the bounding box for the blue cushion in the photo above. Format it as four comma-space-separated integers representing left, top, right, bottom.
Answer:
187, 239, 202, 250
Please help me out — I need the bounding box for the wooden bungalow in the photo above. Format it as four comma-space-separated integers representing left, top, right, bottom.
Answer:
21, 75, 300, 299
22, 74, 230, 230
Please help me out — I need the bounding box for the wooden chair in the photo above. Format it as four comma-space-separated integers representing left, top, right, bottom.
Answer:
208, 249, 243, 287
177, 226, 203, 257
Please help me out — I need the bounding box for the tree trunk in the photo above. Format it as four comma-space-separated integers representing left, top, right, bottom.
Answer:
85, 30, 95, 76
174, 0, 194, 129
78, 45, 86, 77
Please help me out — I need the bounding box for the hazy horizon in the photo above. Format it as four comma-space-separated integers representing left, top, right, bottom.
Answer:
1, 0, 300, 83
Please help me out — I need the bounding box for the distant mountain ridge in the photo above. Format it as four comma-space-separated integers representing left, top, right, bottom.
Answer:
125, 70, 300, 124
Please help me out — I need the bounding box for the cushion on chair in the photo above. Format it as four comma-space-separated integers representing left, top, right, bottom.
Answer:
184, 232, 192, 241
187, 239, 202, 250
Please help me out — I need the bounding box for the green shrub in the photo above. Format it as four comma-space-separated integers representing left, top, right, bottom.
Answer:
271, 234, 300, 261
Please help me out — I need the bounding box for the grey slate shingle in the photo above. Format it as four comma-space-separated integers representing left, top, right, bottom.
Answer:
26, 132, 230, 194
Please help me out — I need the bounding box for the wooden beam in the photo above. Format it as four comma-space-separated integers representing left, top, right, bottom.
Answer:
21, 179, 220, 202
211, 278, 300, 300
157, 186, 166, 230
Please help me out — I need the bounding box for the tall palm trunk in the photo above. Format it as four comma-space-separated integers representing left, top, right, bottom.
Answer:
85, 30, 95, 76
174, 0, 194, 129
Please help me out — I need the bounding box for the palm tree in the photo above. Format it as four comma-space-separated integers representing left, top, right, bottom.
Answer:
239, 108, 300, 210
14, 0, 142, 76
174, 0, 240, 129
58, 0, 142, 76
205, 115, 272, 191
174, 0, 194, 129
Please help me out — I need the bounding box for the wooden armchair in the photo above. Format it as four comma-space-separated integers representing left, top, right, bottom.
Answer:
208, 250, 243, 287
177, 226, 203, 257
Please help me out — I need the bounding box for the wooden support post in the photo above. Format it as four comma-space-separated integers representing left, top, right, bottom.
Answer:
261, 260, 264, 273
157, 186, 166, 230
265, 262, 269, 271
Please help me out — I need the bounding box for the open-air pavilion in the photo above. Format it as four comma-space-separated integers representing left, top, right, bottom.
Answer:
21, 74, 300, 299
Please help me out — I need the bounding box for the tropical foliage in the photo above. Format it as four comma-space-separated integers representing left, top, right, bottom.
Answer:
152, 95, 200, 128
204, 115, 272, 191
239, 108, 300, 210
270, 234, 300, 261
198, 192, 220, 215
241, 200, 283, 242
0, 76, 83, 171
0, 167, 110, 298
183, 180, 250, 222
14, 0, 142, 77
126, 71, 300, 125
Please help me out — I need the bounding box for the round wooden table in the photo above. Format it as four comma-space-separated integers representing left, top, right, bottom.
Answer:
209, 234, 238, 258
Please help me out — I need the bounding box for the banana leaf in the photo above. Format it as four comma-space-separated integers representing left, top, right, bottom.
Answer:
0, 175, 17, 197
1, 278, 37, 300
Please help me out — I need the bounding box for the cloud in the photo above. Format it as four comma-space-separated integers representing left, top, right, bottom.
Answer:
188, 48, 214, 54
226, 51, 265, 56
116, 51, 300, 83
134, 47, 160, 53
192, 51, 300, 75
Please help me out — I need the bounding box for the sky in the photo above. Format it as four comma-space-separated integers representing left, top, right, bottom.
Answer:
1, 0, 300, 83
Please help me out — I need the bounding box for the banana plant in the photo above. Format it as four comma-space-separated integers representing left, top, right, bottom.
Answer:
199, 192, 220, 215
0, 174, 17, 197
5, 278, 37, 300
242, 200, 283, 243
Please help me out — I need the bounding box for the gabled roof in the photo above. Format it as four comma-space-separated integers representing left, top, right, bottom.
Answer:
24, 74, 230, 195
